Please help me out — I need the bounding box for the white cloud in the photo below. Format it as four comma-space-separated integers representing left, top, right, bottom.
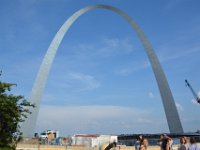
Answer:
148, 92, 154, 99
158, 45, 200, 63
99, 38, 133, 57
163, 0, 187, 14
190, 91, 200, 106
35, 105, 164, 136
116, 41, 200, 77
175, 102, 184, 111
72, 37, 134, 59
191, 99, 199, 106
68, 72, 101, 91
46, 72, 101, 92
116, 61, 150, 76
116, 69, 133, 76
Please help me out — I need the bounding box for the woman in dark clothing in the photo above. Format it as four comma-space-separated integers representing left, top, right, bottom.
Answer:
162, 137, 173, 150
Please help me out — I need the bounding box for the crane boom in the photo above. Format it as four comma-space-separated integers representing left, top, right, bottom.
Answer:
185, 80, 200, 104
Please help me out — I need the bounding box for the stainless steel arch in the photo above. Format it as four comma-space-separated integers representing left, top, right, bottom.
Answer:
21, 4, 183, 137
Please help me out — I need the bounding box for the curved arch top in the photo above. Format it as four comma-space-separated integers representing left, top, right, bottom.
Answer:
21, 4, 183, 137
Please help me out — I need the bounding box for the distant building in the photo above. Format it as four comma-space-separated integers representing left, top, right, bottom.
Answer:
71, 134, 118, 147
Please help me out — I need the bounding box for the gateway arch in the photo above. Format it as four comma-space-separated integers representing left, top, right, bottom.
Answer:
21, 5, 183, 137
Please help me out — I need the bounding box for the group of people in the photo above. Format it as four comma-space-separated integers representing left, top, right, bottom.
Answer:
135, 134, 200, 150
159, 134, 200, 150
104, 134, 200, 150
178, 136, 199, 150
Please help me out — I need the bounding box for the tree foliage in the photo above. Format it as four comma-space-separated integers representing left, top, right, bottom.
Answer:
0, 81, 35, 148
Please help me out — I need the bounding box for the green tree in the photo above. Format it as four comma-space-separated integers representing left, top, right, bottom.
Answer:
0, 80, 35, 149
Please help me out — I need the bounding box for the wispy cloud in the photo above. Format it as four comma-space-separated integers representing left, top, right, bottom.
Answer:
158, 45, 200, 63
175, 102, 184, 111
115, 61, 150, 76
191, 99, 199, 105
163, 0, 187, 14
71, 37, 134, 59
99, 38, 133, 57
191, 91, 200, 106
67, 72, 101, 91
116, 69, 133, 76
116, 43, 200, 77
148, 92, 154, 99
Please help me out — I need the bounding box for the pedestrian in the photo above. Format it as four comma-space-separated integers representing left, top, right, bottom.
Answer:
158, 134, 165, 150
135, 135, 143, 150
188, 137, 199, 150
162, 136, 173, 150
178, 136, 188, 150
140, 138, 149, 150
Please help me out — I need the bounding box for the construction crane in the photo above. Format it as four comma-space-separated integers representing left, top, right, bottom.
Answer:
185, 79, 200, 104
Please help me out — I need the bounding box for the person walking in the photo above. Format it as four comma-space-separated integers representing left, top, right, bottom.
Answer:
140, 138, 149, 150
158, 134, 165, 150
178, 136, 188, 150
161, 136, 173, 150
135, 135, 143, 150
188, 137, 200, 150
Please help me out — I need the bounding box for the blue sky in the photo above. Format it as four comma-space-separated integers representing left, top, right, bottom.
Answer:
0, 0, 200, 136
